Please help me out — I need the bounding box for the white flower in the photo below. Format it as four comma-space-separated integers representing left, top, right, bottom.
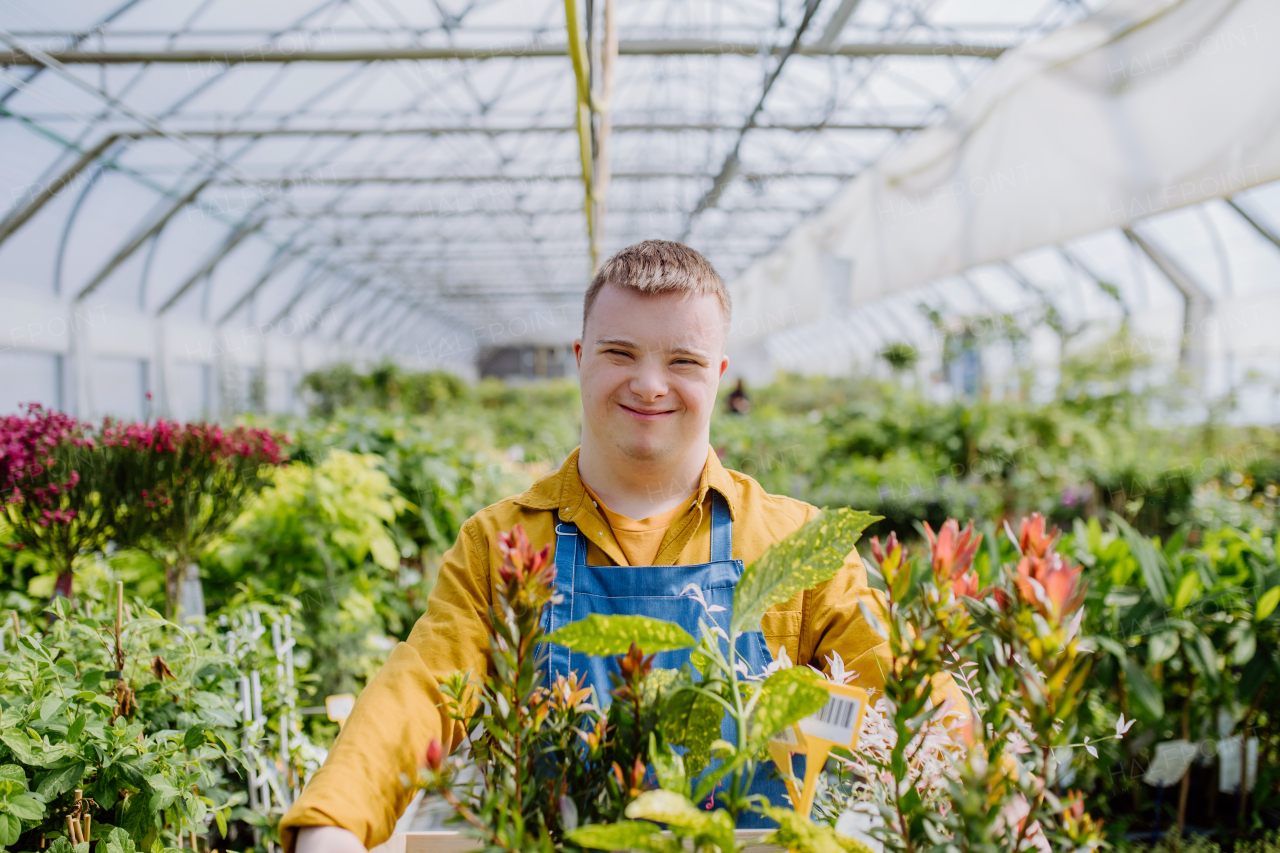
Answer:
835, 805, 884, 853
825, 650, 857, 685
681, 583, 707, 606
681, 583, 726, 613
1083, 736, 1098, 758
1114, 712, 1135, 740
762, 644, 793, 675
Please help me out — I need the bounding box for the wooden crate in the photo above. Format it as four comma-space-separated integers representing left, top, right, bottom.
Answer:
369, 830, 783, 853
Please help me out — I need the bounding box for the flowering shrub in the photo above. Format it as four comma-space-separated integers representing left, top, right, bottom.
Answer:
1, 405, 285, 611
1, 405, 110, 595
104, 419, 285, 617
815, 514, 1110, 853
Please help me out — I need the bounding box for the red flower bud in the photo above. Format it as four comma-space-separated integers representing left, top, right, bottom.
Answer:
424, 738, 444, 771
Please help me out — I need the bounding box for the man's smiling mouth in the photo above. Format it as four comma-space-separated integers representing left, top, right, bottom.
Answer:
619, 403, 676, 421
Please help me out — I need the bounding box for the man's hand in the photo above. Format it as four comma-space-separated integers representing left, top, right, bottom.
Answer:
296, 826, 366, 853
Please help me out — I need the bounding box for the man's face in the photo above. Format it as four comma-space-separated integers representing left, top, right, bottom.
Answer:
575, 284, 728, 464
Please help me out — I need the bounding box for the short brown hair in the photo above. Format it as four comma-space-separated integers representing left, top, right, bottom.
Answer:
583, 240, 731, 332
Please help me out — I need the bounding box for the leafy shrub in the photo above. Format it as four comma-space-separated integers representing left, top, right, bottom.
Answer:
0, 595, 242, 852
207, 449, 412, 700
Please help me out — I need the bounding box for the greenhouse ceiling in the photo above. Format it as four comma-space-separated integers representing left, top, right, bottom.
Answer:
1, 0, 1278, 421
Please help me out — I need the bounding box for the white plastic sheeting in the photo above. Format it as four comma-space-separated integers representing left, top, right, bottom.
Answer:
728, 0, 1280, 354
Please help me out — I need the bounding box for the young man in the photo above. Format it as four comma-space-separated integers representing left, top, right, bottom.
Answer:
285, 240, 955, 853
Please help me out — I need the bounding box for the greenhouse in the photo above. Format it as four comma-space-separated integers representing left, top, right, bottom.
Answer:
1, 0, 1278, 852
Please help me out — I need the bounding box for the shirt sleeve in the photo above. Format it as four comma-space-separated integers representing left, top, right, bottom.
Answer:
279, 519, 493, 852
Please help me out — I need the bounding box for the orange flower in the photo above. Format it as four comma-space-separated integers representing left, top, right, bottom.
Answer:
551, 673, 593, 712
1017, 513, 1058, 559
923, 519, 982, 592
1014, 551, 1085, 622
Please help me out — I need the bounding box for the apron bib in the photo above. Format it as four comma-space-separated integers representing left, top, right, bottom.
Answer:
541, 492, 789, 827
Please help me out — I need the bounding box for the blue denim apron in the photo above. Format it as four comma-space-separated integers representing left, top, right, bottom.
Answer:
541, 491, 788, 826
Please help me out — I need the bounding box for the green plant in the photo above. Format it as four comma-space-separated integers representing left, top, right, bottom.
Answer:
0, 593, 243, 852
207, 449, 410, 701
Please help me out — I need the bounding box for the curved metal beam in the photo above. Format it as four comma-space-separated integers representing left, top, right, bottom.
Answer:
0, 133, 119, 248
156, 214, 267, 315
75, 178, 214, 301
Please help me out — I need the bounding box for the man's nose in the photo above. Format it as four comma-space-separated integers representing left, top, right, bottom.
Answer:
629, 357, 668, 401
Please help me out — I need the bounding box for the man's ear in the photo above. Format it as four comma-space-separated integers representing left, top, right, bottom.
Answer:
574, 339, 584, 371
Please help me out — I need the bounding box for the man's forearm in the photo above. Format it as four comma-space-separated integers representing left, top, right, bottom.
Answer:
296, 826, 366, 853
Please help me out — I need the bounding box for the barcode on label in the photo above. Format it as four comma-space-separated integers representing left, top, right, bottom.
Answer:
798, 695, 862, 746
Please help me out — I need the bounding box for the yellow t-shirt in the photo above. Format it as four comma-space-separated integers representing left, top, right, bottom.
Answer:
581, 481, 697, 566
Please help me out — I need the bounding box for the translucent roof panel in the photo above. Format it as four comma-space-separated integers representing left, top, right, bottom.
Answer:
0, 0, 1099, 381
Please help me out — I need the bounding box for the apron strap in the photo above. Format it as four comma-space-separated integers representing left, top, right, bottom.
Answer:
709, 490, 732, 563
543, 520, 583, 655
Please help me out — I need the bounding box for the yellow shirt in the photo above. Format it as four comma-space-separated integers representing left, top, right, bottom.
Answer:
280, 445, 960, 850
580, 481, 694, 566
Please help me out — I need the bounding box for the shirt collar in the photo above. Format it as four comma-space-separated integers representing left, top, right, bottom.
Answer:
512, 445, 739, 522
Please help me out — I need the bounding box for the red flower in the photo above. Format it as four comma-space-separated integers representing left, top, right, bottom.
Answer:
496, 524, 554, 589
870, 531, 905, 566
424, 738, 443, 771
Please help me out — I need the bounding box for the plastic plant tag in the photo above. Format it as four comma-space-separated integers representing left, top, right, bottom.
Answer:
1142, 740, 1196, 788
768, 682, 869, 820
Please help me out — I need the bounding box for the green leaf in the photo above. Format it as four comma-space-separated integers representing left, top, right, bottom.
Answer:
66, 715, 87, 743
760, 806, 876, 853
658, 688, 722, 778
733, 509, 879, 634
0, 767, 24, 786
568, 821, 682, 853
1256, 586, 1280, 622
1148, 631, 1179, 664
0, 814, 20, 847
649, 734, 688, 799
1186, 630, 1221, 688
182, 726, 208, 751
1231, 630, 1257, 666
5, 793, 45, 821
106, 826, 138, 853
36, 762, 85, 800
543, 613, 695, 657
0, 734, 36, 766
214, 808, 228, 839
1121, 656, 1165, 720
625, 789, 735, 853
1112, 514, 1171, 604
1173, 571, 1201, 611
749, 668, 829, 752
